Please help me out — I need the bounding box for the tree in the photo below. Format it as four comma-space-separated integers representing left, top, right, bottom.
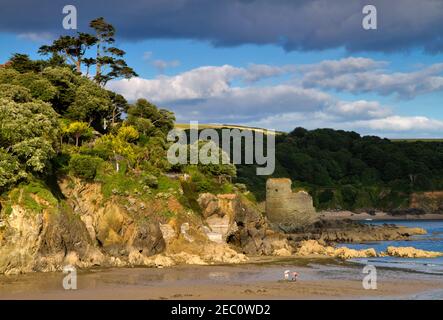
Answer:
0, 67, 19, 84
0, 98, 59, 147
8, 53, 70, 73
0, 97, 58, 185
37, 17, 137, 85
67, 83, 112, 128
69, 154, 102, 180
89, 17, 138, 85
39, 33, 97, 73
0, 149, 25, 191
13, 72, 57, 102
107, 90, 128, 126
66, 121, 91, 146
8, 53, 43, 73
126, 98, 175, 137
83, 58, 96, 77
42, 67, 80, 114
94, 134, 138, 172
12, 137, 55, 172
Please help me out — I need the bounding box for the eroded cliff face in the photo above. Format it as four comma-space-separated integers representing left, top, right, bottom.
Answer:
0, 177, 167, 274
410, 191, 443, 214
59, 179, 166, 257
0, 194, 105, 275
0, 178, 252, 274
198, 193, 293, 256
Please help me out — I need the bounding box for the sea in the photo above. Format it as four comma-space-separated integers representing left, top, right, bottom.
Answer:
338, 220, 443, 275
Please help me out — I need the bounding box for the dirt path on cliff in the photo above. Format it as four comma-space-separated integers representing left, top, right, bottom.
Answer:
1, 259, 442, 300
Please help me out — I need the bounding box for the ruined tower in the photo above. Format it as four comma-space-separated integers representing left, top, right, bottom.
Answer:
265, 178, 317, 227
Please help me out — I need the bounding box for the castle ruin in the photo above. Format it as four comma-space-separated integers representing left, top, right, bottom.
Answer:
265, 178, 317, 227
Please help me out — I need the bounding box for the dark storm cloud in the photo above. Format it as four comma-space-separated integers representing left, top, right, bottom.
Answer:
2, 0, 443, 53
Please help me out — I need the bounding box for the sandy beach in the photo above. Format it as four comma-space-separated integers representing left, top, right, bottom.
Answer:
1, 258, 442, 300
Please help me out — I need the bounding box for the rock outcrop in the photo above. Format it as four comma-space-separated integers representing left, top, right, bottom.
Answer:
0, 178, 167, 274
287, 219, 427, 244
198, 193, 293, 256
198, 193, 238, 243
410, 191, 443, 214
60, 178, 166, 257
382, 246, 443, 258
295, 240, 377, 259
295, 240, 443, 260
0, 200, 105, 275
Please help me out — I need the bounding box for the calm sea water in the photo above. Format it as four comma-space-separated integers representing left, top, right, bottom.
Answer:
338, 220, 443, 274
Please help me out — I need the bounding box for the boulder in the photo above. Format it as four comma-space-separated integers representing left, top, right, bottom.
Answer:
160, 222, 177, 244
382, 246, 443, 258
295, 240, 377, 259
287, 219, 428, 243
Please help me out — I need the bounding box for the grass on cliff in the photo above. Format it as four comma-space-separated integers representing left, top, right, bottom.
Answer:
96, 163, 145, 200
95, 162, 182, 202
1, 181, 58, 215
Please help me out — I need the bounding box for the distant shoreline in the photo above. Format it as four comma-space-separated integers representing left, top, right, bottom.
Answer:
319, 210, 443, 221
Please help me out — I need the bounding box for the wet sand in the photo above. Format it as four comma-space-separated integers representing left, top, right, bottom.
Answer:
1, 258, 442, 300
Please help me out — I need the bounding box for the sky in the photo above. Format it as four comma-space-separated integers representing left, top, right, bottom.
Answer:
1, 0, 443, 138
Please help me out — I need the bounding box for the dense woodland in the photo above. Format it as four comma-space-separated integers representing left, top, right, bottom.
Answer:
236, 128, 443, 210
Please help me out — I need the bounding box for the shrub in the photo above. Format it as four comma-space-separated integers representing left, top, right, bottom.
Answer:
191, 171, 214, 193
117, 125, 139, 142
141, 173, 158, 188
69, 154, 102, 180
0, 84, 32, 102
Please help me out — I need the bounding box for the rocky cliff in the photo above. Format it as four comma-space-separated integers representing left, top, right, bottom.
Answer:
0, 176, 436, 275
198, 193, 293, 256
0, 177, 287, 275
410, 191, 443, 214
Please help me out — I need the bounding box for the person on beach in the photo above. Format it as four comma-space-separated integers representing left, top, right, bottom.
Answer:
284, 270, 290, 280
284, 270, 298, 282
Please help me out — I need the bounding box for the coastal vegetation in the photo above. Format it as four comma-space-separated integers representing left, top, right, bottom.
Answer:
235, 127, 443, 211
0, 18, 236, 211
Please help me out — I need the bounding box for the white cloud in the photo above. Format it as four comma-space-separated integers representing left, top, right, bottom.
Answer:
300, 58, 443, 99
108, 61, 443, 137
352, 116, 443, 132
109, 65, 243, 101
299, 57, 386, 79
329, 100, 392, 120
152, 59, 181, 73
17, 32, 54, 42
242, 64, 297, 82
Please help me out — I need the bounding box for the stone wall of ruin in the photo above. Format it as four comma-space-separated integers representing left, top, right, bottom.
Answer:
265, 178, 316, 226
